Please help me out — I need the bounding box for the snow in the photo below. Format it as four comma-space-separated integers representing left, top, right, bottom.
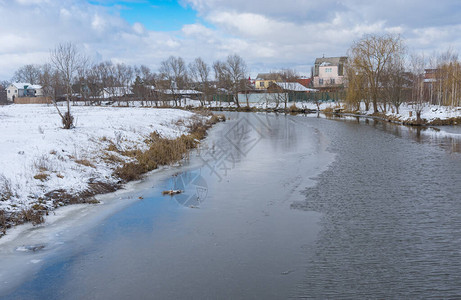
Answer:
0, 104, 196, 213
348, 102, 461, 123
274, 82, 316, 92
8, 83, 42, 90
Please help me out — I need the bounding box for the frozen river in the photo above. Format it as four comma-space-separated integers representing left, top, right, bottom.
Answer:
1, 113, 461, 299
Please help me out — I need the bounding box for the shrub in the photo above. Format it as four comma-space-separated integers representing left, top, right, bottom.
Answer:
62, 111, 74, 129
289, 104, 301, 113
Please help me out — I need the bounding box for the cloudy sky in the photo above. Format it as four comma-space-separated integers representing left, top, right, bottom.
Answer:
1, 0, 461, 79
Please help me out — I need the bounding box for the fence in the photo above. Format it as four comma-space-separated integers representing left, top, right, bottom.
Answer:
215, 91, 345, 105
14, 96, 52, 104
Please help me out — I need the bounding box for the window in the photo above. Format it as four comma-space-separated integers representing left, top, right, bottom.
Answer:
330, 78, 335, 85
8, 90, 10, 93
260, 82, 265, 87
319, 78, 324, 85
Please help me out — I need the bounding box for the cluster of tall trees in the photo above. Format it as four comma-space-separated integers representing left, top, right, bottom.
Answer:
8, 46, 249, 108
346, 34, 461, 119
5, 43, 249, 128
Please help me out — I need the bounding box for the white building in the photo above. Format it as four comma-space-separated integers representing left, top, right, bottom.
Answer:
6, 83, 43, 101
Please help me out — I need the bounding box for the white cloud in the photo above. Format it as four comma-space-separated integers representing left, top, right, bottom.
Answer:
2, 0, 461, 79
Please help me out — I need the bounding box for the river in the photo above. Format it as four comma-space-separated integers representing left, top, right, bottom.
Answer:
1, 113, 460, 299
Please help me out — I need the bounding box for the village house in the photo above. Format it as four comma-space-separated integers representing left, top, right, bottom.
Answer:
6, 82, 43, 102
254, 73, 283, 90
312, 56, 347, 90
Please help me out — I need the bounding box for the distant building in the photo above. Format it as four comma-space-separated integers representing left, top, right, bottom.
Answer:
6, 83, 43, 101
268, 82, 316, 93
254, 73, 282, 90
313, 56, 347, 89
296, 77, 312, 88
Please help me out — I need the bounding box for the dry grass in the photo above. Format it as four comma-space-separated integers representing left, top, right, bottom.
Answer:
34, 172, 49, 181
323, 106, 334, 113
106, 142, 119, 152
289, 104, 301, 113
115, 113, 225, 182
34, 155, 51, 172
0, 175, 15, 201
75, 159, 96, 168
103, 152, 125, 164
16, 208, 45, 226
0, 210, 7, 235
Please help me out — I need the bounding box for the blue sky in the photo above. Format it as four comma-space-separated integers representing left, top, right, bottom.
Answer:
89, 0, 200, 31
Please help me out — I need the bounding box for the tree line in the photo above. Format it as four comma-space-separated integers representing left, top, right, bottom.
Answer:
346, 34, 461, 121
4, 37, 461, 129
3, 43, 249, 108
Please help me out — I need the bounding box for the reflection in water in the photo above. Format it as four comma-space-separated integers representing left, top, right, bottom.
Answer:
329, 115, 461, 153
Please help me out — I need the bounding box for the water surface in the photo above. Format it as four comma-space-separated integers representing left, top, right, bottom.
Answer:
1, 113, 461, 299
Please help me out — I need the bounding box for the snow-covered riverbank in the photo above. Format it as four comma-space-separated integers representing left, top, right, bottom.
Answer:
0, 104, 196, 218
336, 103, 461, 125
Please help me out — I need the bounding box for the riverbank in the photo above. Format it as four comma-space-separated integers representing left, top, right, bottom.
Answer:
137, 99, 461, 125
0, 104, 223, 236
46, 99, 461, 126
335, 103, 461, 126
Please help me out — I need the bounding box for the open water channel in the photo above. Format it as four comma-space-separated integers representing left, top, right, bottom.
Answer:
0, 112, 460, 299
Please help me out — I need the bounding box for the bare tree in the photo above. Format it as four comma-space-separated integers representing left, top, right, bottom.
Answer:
50, 42, 87, 129
347, 34, 405, 113
212, 60, 231, 106
159, 56, 188, 106
115, 63, 134, 105
0, 80, 10, 89
382, 55, 407, 114
189, 57, 211, 106
409, 53, 427, 123
212, 55, 247, 108
12, 64, 41, 84
226, 54, 247, 108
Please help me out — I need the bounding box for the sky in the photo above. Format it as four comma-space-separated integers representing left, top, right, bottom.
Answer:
2, 0, 461, 79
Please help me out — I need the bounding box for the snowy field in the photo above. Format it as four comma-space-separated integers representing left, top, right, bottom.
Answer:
0, 104, 195, 213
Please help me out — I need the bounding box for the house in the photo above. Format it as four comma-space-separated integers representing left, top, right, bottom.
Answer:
6, 83, 43, 101
312, 56, 347, 89
296, 77, 312, 88
267, 82, 317, 102
269, 82, 316, 92
254, 73, 282, 90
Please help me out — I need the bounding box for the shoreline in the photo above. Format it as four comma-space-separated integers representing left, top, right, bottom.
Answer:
332, 111, 461, 126
0, 105, 224, 238
1, 101, 459, 236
